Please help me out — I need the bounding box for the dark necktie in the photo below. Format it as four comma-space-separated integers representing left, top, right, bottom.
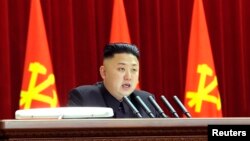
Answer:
115, 102, 126, 118
118, 102, 125, 113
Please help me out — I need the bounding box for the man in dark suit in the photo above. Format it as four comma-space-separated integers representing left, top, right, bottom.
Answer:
67, 43, 159, 118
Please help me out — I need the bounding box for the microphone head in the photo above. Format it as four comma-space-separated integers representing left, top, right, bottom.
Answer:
173, 95, 192, 118
135, 96, 155, 118
160, 95, 179, 118
148, 96, 168, 118
123, 96, 142, 118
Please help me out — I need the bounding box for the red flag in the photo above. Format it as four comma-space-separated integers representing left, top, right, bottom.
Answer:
184, 0, 222, 117
19, 0, 60, 109
110, 0, 131, 43
110, 0, 140, 89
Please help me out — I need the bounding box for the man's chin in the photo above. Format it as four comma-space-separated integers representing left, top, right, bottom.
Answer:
121, 91, 133, 97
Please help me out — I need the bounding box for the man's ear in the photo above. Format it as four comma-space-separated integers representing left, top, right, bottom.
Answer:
99, 65, 105, 79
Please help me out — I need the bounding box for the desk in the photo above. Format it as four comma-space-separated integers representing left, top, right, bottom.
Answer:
1, 118, 250, 140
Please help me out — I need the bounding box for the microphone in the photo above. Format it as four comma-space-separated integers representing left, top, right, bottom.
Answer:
123, 96, 142, 118
135, 96, 155, 118
160, 95, 179, 118
173, 95, 192, 118
148, 96, 168, 118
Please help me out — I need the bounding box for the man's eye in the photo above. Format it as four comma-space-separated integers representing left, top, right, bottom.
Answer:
118, 68, 125, 71
132, 68, 138, 72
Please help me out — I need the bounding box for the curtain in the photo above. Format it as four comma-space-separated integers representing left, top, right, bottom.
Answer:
0, 0, 249, 119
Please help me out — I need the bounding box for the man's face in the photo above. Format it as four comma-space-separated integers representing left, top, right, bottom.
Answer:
100, 53, 139, 101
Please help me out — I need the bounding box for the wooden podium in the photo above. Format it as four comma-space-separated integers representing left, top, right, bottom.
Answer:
1, 118, 250, 140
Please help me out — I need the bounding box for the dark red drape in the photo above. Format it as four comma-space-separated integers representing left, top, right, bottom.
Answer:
1, 0, 250, 119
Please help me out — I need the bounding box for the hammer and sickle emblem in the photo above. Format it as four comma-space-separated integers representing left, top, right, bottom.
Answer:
186, 64, 221, 112
20, 62, 58, 109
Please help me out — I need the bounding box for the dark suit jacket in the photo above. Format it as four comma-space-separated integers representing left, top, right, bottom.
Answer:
67, 82, 159, 118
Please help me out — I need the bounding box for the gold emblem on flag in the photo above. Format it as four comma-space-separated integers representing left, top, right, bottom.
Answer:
186, 64, 221, 112
20, 62, 58, 109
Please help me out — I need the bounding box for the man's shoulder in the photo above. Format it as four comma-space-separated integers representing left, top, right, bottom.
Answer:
133, 89, 154, 97
69, 82, 103, 96
73, 82, 102, 91
67, 82, 106, 106
74, 84, 98, 91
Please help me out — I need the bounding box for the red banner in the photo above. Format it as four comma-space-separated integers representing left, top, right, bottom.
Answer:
184, 0, 222, 117
110, 0, 131, 43
19, 0, 60, 109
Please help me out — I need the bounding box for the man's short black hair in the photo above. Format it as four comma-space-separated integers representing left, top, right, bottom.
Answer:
104, 43, 140, 59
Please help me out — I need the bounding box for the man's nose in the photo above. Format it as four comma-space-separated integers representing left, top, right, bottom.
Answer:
124, 71, 132, 80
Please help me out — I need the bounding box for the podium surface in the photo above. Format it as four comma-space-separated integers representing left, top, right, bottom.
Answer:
1, 118, 250, 140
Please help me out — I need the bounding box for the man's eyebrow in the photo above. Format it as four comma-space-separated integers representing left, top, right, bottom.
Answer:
132, 64, 138, 67
117, 62, 138, 66
117, 62, 126, 65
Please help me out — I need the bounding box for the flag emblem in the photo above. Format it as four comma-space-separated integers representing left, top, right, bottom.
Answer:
186, 64, 221, 113
20, 62, 58, 109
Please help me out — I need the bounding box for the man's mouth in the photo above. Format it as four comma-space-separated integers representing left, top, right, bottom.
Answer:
122, 84, 131, 88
